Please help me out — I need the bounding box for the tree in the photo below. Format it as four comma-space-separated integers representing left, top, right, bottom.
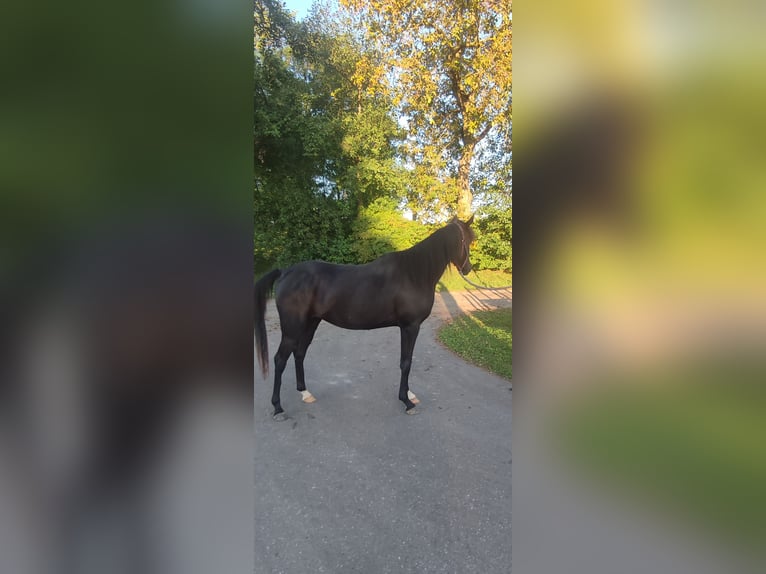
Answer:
254, 0, 408, 270
341, 0, 512, 218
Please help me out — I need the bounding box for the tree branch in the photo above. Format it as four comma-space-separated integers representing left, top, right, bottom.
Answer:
476, 121, 493, 143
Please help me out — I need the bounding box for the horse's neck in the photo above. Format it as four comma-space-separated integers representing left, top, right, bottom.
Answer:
405, 228, 453, 288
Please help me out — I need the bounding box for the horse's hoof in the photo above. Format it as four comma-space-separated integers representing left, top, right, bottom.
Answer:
407, 390, 420, 405
406, 406, 420, 415
301, 390, 316, 403
272, 412, 288, 421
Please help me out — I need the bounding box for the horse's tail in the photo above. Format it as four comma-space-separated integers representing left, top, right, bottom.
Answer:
254, 268, 282, 378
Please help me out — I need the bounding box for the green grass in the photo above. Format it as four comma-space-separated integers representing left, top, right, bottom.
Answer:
436, 268, 512, 292
556, 360, 766, 552
437, 308, 512, 379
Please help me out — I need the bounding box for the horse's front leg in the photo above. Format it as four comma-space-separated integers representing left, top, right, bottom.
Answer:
398, 323, 421, 413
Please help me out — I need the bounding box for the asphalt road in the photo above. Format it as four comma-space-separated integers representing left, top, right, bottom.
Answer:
254, 290, 512, 574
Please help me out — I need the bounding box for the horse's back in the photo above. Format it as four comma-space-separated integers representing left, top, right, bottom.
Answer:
275, 260, 407, 328
275, 260, 355, 296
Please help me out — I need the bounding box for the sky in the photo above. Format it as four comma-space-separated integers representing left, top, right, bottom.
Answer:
281, 0, 313, 21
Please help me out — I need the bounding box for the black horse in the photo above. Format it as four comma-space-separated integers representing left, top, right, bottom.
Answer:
255, 216, 476, 418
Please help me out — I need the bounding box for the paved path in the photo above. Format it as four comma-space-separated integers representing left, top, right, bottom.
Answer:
254, 289, 512, 574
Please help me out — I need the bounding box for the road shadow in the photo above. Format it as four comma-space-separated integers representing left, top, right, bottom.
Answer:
435, 283, 512, 323
461, 287, 513, 311
437, 285, 463, 321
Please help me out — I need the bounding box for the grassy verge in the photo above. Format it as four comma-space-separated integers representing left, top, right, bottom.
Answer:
436, 269, 512, 292
556, 360, 766, 552
437, 308, 512, 380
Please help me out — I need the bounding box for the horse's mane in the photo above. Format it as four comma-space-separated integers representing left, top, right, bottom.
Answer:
388, 224, 457, 288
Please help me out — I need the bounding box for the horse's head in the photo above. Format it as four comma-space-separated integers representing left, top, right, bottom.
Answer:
450, 215, 476, 275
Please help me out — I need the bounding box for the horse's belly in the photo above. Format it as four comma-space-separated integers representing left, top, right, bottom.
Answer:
326, 319, 397, 330
322, 310, 397, 330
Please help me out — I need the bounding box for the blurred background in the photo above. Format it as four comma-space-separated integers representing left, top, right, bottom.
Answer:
514, 1, 765, 573
0, 1, 254, 573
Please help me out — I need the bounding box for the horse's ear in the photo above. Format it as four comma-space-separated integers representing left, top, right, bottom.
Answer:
466, 214, 475, 225
450, 215, 458, 223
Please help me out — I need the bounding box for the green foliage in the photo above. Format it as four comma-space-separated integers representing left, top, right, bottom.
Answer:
473, 203, 512, 272
339, 106, 409, 207
351, 197, 432, 262
255, 1, 416, 271
254, 179, 355, 271
403, 160, 461, 223
438, 308, 513, 380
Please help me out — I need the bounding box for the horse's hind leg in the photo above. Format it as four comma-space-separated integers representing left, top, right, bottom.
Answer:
398, 323, 421, 413
295, 318, 320, 403
271, 336, 296, 419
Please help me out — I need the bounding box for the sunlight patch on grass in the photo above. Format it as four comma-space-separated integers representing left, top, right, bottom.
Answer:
438, 308, 512, 379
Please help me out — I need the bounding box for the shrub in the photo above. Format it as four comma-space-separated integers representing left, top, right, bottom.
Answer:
472, 204, 512, 272
351, 197, 432, 262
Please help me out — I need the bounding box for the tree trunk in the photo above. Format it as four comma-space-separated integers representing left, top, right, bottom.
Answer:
456, 142, 475, 219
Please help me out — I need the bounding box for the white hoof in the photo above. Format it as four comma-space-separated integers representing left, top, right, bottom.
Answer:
301, 390, 317, 403
407, 390, 420, 405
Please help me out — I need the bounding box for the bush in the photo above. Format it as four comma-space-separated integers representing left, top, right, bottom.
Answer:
254, 181, 356, 273
255, 192, 512, 274
350, 197, 432, 263
472, 205, 512, 272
